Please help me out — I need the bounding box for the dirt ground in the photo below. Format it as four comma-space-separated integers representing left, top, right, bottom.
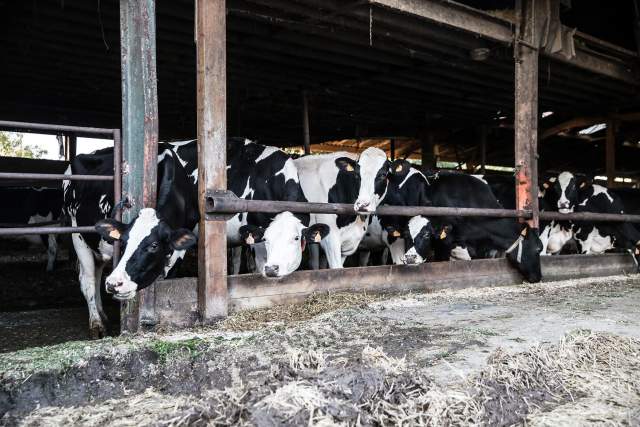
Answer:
2, 274, 640, 426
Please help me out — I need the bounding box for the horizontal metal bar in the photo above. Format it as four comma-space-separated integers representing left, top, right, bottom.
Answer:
0, 120, 116, 136
0, 226, 95, 236
205, 193, 532, 219
0, 220, 61, 228
540, 211, 640, 223
0, 172, 113, 181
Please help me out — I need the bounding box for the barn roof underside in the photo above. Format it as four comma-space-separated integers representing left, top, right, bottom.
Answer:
1, 0, 639, 175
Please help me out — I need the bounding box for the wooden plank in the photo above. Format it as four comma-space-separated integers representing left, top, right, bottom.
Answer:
119, 0, 159, 333
197, 0, 228, 322
152, 253, 638, 326
514, 0, 541, 229
606, 120, 616, 188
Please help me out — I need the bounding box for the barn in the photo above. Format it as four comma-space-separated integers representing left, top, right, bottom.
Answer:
1, 1, 640, 424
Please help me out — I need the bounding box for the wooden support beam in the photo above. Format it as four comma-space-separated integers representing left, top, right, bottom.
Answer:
370, 0, 638, 85
390, 138, 396, 161
119, 0, 159, 333
479, 125, 487, 174
197, 0, 228, 322
606, 120, 616, 188
514, 0, 543, 229
420, 133, 436, 171
302, 91, 311, 155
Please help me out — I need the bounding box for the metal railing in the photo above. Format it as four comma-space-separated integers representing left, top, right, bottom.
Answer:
0, 120, 122, 265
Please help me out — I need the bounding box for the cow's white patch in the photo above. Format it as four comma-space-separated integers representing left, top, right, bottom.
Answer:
157, 148, 172, 163
557, 171, 574, 213
262, 212, 306, 277
256, 146, 280, 163
105, 208, 160, 296
577, 227, 614, 254
98, 194, 111, 216
545, 222, 574, 254
164, 249, 186, 276
398, 167, 423, 189
354, 147, 388, 213
387, 235, 407, 265
275, 158, 300, 183
408, 216, 429, 240
190, 168, 198, 184
450, 245, 472, 260
471, 174, 488, 184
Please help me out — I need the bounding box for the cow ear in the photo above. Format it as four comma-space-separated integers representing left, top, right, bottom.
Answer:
335, 157, 357, 172
239, 225, 264, 245
170, 229, 198, 250
302, 223, 330, 243
95, 219, 127, 243
390, 160, 410, 178
576, 175, 593, 190
438, 224, 453, 240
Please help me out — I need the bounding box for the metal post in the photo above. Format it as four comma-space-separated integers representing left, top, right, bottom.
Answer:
606, 120, 616, 188
514, 0, 542, 229
479, 125, 487, 174
302, 91, 311, 155
197, 0, 228, 321
120, 0, 159, 333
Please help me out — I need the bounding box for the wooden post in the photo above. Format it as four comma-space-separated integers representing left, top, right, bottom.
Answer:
197, 0, 228, 322
302, 91, 311, 155
606, 120, 616, 187
390, 139, 395, 161
65, 134, 77, 162
479, 125, 487, 174
119, 0, 159, 332
421, 133, 436, 171
514, 0, 543, 229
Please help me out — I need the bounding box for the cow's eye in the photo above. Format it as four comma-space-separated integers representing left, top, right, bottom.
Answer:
294, 236, 300, 241
148, 242, 159, 252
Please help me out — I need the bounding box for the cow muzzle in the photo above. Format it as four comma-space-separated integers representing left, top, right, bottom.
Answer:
354, 200, 375, 214
105, 273, 138, 300
263, 264, 280, 278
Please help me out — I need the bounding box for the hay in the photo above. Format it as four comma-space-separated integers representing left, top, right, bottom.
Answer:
222, 291, 384, 331
13, 331, 640, 426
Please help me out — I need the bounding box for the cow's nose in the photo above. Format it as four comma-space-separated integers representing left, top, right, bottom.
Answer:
355, 201, 370, 212
403, 254, 417, 265
264, 265, 279, 277
106, 281, 121, 294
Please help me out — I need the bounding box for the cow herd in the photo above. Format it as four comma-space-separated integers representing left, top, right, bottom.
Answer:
3, 138, 640, 337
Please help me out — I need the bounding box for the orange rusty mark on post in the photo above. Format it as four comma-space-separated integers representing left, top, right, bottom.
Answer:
196, 0, 228, 321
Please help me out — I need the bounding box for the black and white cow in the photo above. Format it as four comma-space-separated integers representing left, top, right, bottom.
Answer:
384, 161, 543, 282
0, 187, 62, 271
293, 148, 391, 268
544, 171, 640, 267
64, 145, 199, 337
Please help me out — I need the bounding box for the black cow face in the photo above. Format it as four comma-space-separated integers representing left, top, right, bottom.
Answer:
505, 225, 543, 283
400, 216, 435, 264
95, 208, 197, 300
354, 148, 391, 213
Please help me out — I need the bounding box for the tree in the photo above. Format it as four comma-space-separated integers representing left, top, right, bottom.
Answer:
0, 132, 47, 158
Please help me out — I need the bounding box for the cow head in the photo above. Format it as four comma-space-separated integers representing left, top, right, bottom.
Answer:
95, 208, 197, 300
505, 225, 543, 283
542, 172, 594, 213
240, 212, 329, 278
354, 147, 391, 214
398, 217, 453, 265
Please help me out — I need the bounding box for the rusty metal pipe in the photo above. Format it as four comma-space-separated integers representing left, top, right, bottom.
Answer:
0, 172, 113, 181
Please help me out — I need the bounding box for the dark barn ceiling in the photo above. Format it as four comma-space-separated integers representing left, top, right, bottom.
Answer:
0, 0, 639, 174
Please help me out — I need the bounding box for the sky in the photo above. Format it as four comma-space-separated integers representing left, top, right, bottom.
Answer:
19, 133, 113, 160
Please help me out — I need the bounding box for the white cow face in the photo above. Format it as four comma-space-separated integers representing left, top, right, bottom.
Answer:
95, 208, 197, 300
240, 212, 329, 278
354, 148, 391, 214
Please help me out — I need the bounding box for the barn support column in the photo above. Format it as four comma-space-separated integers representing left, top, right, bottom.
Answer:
479, 125, 487, 174
119, 0, 159, 332
390, 139, 396, 161
302, 91, 311, 155
606, 119, 616, 187
421, 132, 436, 171
514, 0, 545, 229
197, 0, 228, 322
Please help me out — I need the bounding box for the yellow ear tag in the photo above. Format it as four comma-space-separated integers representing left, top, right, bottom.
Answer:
314, 231, 322, 243
521, 227, 528, 237
440, 229, 447, 240
392, 230, 401, 238
346, 164, 354, 172
395, 164, 403, 173
246, 234, 255, 245
542, 182, 549, 189
579, 182, 586, 188
109, 229, 121, 240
